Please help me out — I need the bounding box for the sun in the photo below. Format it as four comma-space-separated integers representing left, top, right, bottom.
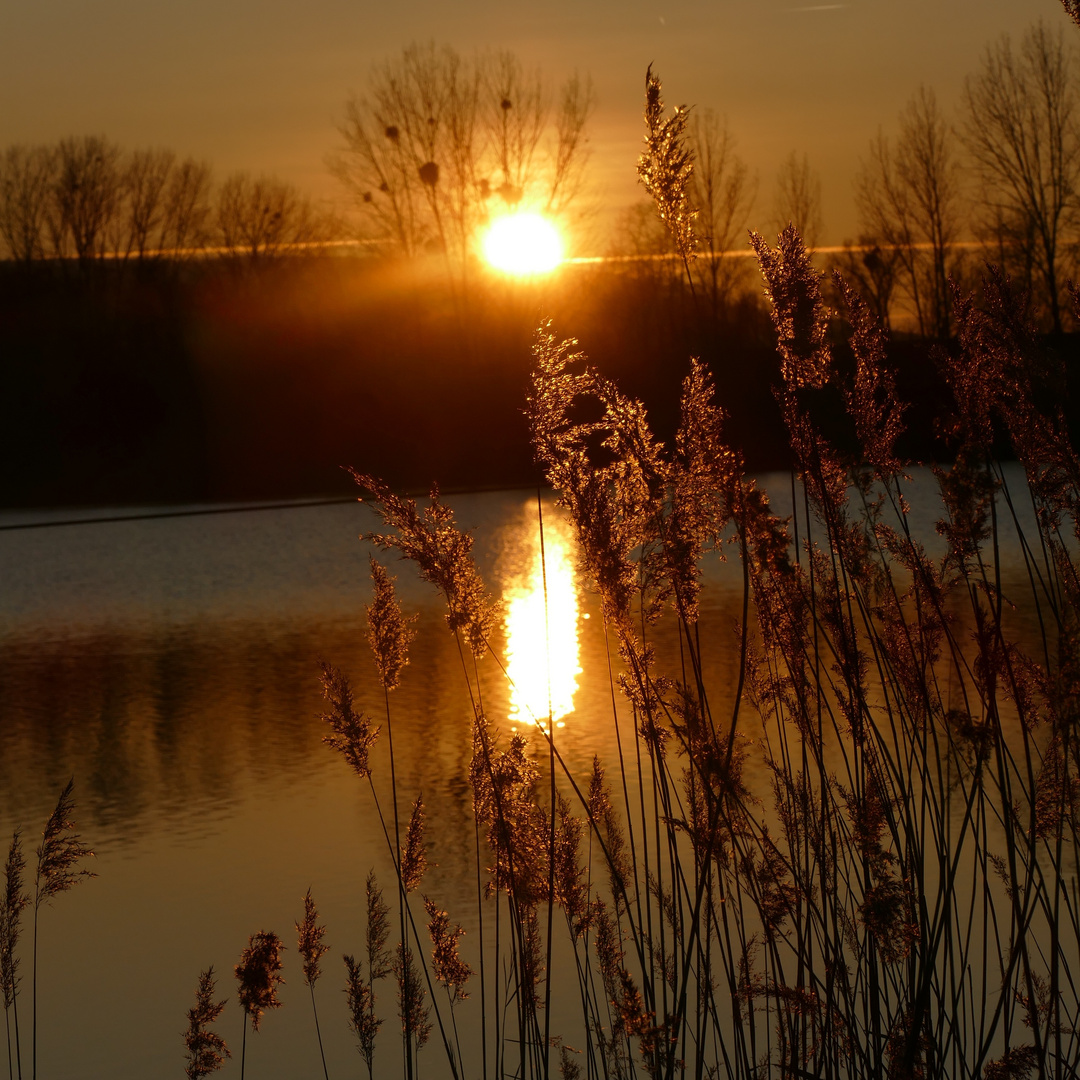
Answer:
481, 213, 564, 274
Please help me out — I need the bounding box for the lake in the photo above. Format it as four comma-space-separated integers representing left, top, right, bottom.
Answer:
0, 470, 1052, 1079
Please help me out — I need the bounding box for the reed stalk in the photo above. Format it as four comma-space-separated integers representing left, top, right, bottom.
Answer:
296, 889, 331, 1080
30, 782, 93, 1080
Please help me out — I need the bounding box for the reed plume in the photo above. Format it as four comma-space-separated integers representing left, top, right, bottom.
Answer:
423, 898, 471, 1004
399, 796, 427, 894
341, 871, 391, 1080
33, 782, 94, 909
183, 967, 230, 1080
354, 473, 498, 657
344, 954, 380, 1080
319, 662, 379, 779
234, 931, 284, 1033
32, 780, 93, 1080
296, 888, 329, 988
1, 833, 27, 1080
637, 64, 696, 266
749, 224, 831, 391
368, 558, 416, 691
393, 944, 431, 1054
295, 889, 330, 1080
365, 871, 392, 980
234, 931, 284, 1080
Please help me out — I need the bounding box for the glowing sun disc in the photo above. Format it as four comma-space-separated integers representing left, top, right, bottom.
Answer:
482, 213, 563, 274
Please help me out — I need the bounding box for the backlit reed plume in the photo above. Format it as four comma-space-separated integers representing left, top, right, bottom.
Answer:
400, 796, 426, 894
365, 871, 392, 981
344, 954, 379, 1080
393, 944, 431, 1056
528, 324, 669, 640
183, 967, 230, 1080
1, 833, 27, 1080
353, 473, 498, 657
368, 558, 416, 691
833, 270, 904, 478
749, 224, 831, 391
637, 64, 696, 266
423, 898, 471, 1004
320, 662, 378, 779
295, 889, 330, 1080
669, 356, 741, 623
32, 780, 93, 1080
343, 871, 391, 1080
234, 931, 284, 1080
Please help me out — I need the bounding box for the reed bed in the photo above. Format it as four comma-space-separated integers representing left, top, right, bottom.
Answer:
310, 74, 1080, 1080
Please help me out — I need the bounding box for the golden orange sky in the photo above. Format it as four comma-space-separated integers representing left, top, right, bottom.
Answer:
0, 0, 1062, 248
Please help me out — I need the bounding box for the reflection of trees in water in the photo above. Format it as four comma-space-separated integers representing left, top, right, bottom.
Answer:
0, 614, 486, 853
0, 548, 1050, 855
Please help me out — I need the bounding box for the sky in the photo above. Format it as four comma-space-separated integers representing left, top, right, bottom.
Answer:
0, 0, 1064, 249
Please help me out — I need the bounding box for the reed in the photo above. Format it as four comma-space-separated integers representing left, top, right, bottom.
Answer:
320, 67, 1080, 1080
182, 967, 230, 1080
1, 833, 27, 1080
296, 889, 331, 1080
234, 931, 284, 1080
31, 781, 93, 1080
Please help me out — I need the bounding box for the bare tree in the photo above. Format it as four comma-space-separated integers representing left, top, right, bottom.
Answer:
0, 145, 55, 263
856, 86, 963, 338
962, 21, 1080, 331
161, 157, 214, 255
216, 172, 330, 260
688, 110, 756, 316
51, 136, 124, 266
546, 73, 593, 217
121, 148, 175, 259
772, 151, 823, 250
330, 44, 594, 262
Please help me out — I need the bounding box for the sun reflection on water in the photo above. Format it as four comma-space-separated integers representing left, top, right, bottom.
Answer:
503, 510, 582, 730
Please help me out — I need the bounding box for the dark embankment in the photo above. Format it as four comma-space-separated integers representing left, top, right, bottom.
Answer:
1, 254, 1075, 509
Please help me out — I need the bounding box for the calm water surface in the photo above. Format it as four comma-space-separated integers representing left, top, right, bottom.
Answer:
0, 472, 1049, 1079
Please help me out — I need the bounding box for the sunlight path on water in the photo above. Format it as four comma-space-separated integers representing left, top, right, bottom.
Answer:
503, 510, 582, 730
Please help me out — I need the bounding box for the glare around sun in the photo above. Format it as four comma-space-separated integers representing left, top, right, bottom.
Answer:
481, 213, 563, 274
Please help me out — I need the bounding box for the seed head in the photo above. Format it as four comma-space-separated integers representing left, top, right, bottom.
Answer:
1, 831, 29, 1010
637, 65, 696, 263
343, 953, 380, 1076
367, 559, 415, 691
423, 897, 472, 1003
365, 870, 392, 980
183, 967, 231, 1079
295, 888, 329, 989
234, 931, 285, 1032
35, 780, 95, 909
400, 795, 427, 893
320, 662, 379, 779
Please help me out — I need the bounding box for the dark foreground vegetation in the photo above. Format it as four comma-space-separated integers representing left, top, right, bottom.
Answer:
2, 250, 1080, 509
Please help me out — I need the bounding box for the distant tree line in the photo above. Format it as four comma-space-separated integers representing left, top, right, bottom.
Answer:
0, 137, 339, 268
